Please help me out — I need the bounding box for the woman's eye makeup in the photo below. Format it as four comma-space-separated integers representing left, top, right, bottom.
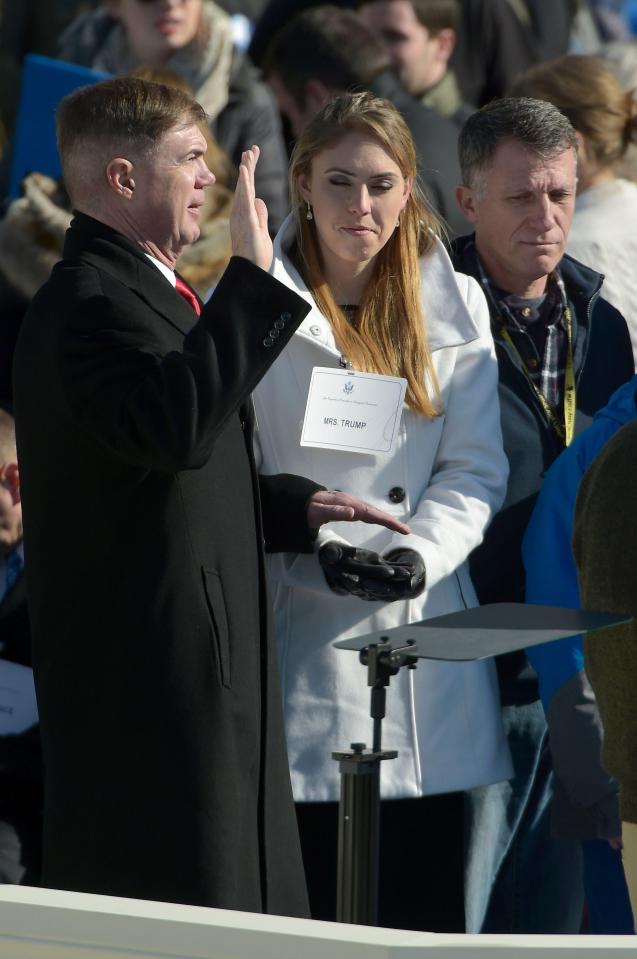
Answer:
326, 177, 396, 191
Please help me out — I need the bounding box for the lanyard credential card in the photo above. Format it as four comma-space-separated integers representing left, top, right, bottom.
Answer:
500, 304, 575, 446
300, 367, 407, 455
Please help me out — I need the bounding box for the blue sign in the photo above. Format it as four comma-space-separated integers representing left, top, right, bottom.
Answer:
8, 54, 111, 199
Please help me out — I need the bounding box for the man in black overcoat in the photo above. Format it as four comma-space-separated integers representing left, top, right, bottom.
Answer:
12, 77, 407, 915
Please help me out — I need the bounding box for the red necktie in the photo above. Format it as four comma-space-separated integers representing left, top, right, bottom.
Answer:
175, 275, 201, 316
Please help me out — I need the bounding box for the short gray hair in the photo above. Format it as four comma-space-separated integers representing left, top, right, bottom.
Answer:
57, 77, 206, 210
458, 97, 578, 188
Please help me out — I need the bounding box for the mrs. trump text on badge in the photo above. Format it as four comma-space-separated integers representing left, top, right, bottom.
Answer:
300, 367, 407, 455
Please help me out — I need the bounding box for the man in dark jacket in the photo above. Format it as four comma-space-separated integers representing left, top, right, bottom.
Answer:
12, 77, 407, 915
262, 5, 467, 236
451, 96, 634, 934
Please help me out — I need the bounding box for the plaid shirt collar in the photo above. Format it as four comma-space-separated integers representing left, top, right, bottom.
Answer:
471, 243, 568, 329
468, 239, 571, 412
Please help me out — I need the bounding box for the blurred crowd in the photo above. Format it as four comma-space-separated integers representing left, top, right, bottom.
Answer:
2, 0, 637, 940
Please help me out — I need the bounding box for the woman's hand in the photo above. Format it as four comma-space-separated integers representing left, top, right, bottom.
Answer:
229, 145, 273, 272
318, 543, 425, 601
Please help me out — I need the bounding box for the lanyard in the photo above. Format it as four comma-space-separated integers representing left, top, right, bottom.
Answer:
500, 304, 576, 446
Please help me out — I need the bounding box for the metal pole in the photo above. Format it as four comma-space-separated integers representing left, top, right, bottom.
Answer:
335, 745, 382, 925
333, 642, 412, 925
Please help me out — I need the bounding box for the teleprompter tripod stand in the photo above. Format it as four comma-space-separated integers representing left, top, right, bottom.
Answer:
331, 602, 630, 926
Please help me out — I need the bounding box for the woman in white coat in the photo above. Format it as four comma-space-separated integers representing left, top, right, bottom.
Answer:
253, 92, 512, 930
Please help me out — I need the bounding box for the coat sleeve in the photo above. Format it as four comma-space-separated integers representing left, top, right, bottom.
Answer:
521, 425, 622, 839
521, 425, 608, 706
380, 274, 508, 589
259, 472, 323, 554
59, 257, 310, 472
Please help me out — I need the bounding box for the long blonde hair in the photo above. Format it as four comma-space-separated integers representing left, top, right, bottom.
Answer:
289, 92, 442, 418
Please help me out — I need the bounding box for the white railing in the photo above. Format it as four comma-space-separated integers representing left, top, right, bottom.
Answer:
0, 886, 635, 959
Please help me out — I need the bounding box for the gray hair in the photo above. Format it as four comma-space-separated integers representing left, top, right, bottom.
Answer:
458, 97, 578, 189
57, 77, 206, 211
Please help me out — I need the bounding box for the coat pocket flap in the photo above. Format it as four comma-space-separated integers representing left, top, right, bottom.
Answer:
202, 567, 231, 689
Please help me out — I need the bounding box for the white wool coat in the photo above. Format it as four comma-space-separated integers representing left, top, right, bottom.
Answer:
254, 216, 513, 801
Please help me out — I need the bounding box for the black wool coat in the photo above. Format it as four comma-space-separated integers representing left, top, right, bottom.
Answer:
13, 213, 319, 916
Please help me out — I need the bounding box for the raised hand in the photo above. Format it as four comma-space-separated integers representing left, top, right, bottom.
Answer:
229, 145, 273, 272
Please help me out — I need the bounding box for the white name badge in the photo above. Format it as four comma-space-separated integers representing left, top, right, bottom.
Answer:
0, 659, 38, 735
301, 367, 407, 455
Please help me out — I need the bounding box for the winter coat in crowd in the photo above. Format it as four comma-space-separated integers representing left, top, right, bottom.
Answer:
253, 213, 513, 804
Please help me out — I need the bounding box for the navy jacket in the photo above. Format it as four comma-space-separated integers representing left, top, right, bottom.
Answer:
452, 235, 634, 701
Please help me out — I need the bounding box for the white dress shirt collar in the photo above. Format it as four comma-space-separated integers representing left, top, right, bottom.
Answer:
144, 253, 176, 287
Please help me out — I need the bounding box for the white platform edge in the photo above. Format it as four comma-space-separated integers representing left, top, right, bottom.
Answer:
0, 886, 636, 959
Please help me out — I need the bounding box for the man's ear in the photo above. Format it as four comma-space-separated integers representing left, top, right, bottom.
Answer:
1, 463, 20, 505
304, 79, 332, 118
106, 157, 135, 198
435, 28, 456, 64
574, 129, 587, 165
455, 184, 479, 225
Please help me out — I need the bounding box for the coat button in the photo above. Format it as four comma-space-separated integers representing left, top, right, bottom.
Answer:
280, 311, 291, 322
388, 486, 405, 504
310, 325, 321, 335
269, 328, 280, 338
263, 337, 274, 348
274, 319, 285, 330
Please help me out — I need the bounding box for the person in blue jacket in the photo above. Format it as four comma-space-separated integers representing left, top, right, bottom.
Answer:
522, 375, 637, 934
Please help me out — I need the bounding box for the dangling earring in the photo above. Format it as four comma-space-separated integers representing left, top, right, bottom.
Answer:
306, 202, 313, 221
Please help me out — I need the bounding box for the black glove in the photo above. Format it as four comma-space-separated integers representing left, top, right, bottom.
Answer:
383, 548, 426, 598
319, 542, 405, 600
319, 543, 425, 601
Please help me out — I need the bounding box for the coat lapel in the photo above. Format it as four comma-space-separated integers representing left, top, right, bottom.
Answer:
419, 239, 481, 352
64, 212, 199, 337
